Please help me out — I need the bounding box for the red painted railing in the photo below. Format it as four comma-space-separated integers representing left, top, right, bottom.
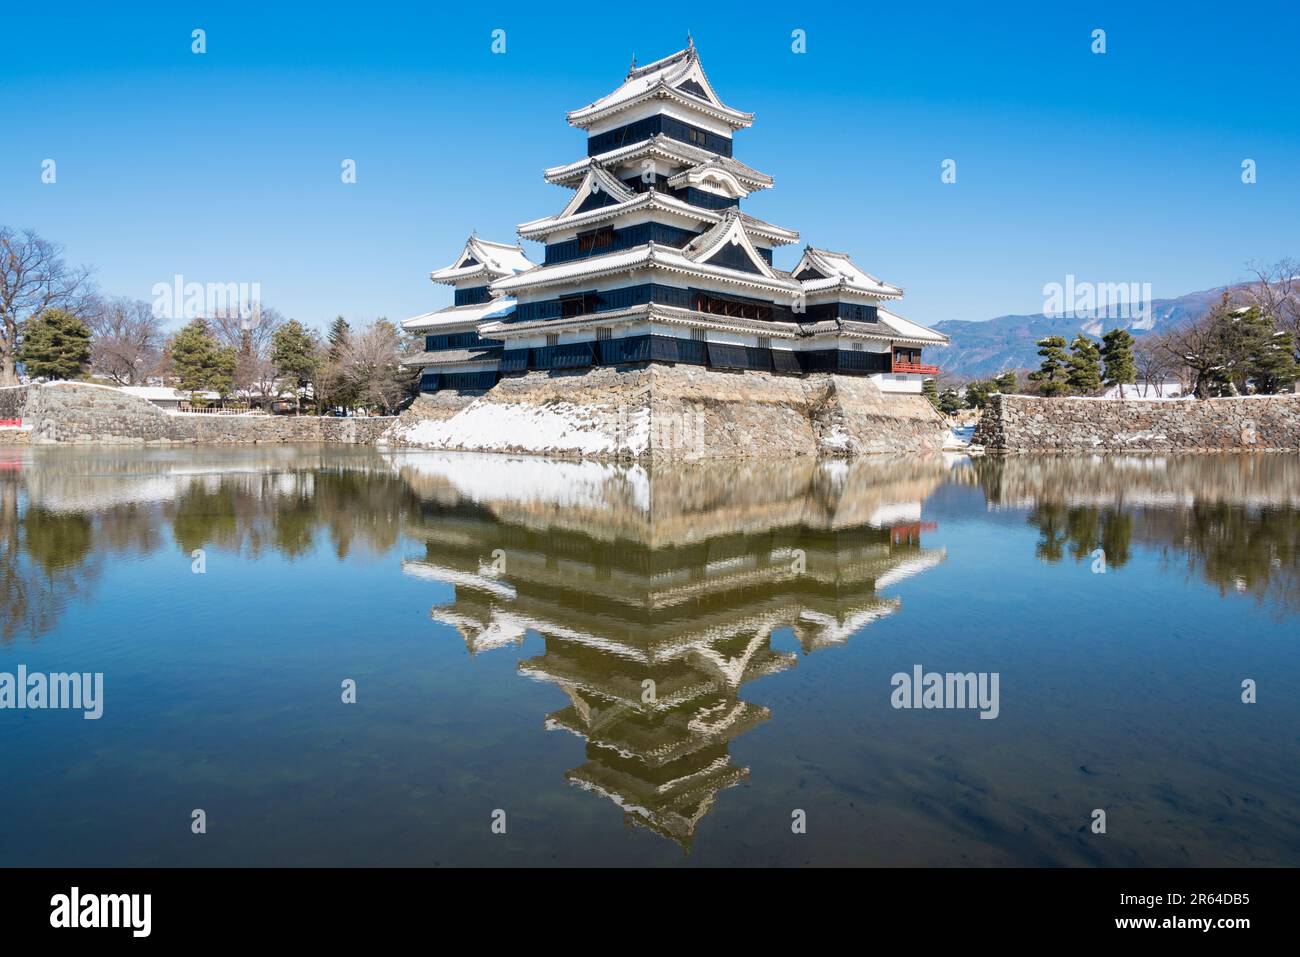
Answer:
891, 360, 940, 375
0, 419, 23, 428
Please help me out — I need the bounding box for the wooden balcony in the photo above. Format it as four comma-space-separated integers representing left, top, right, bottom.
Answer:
891, 360, 940, 375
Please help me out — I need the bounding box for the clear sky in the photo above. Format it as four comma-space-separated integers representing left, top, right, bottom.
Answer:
2, 1, 1297, 332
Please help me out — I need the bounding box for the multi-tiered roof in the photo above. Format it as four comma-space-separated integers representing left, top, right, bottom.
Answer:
404, 42, 946, 393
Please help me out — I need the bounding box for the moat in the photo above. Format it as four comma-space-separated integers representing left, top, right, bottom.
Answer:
2, 446, 1297, 866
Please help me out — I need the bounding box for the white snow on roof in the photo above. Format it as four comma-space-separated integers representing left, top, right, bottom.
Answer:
543, 136, 773, 188
795, 247, 903, 298
490, 243, 800, 295
430, 236, 532, 283
517, 189, 797, 244
402, 298, 516, 331
876, 307, 949, 344
566, 46, 751, 128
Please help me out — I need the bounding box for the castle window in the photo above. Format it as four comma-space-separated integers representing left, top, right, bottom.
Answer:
577, 227, 614, 255
694, 292, 772, 322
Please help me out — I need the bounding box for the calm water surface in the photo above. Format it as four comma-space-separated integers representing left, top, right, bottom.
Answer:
1, 445, 1298, 866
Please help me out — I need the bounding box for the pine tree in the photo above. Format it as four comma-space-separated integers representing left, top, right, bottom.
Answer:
1101, 328, 1137, 388
168, 318, 235, 395
993, 370, 1017, 393
921, 378, 939, 409
1244, 316, 1299, 394
327, 316, 351, 362
1028, 336, 1070, 396
964, 379, 993, 409
16, 308, 92, 380
1066, 335, 1103, 393
271, 320, 321, 414
938, 388, 962, 415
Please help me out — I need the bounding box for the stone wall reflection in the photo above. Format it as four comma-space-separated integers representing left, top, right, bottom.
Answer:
972, 455, 1300, 611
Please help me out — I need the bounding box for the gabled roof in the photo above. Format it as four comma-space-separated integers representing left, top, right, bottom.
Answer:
543, 135, 773, 191
682, 209, 776, 279
792, 246, 904, 299
666, 160, 750, 199
490, 242, 802, 298
554, 165, 636, 220
516, 188, 799, 245
567, 44, 753, 131
430, 236, 533, 285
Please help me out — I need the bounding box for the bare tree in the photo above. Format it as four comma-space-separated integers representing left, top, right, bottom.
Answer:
207, 305, 286, 402
85, 297, 164, 384
1242, 258, 1300, 355
340, 320, 415, 415
0, 227, 94, 385
1134, 332, 1176, 396
1151, 297, 1231, 398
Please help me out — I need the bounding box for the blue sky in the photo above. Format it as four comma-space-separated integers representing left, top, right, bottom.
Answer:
2, 1, 1297, 331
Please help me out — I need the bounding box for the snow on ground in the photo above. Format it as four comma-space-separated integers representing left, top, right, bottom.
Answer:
941, 424, 977, 451
390, 400, 650, 457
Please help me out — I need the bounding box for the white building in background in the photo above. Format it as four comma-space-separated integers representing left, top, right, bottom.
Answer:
1101, 380, 1185, 399
118, 386, 186, 410
403, 41, 947, 394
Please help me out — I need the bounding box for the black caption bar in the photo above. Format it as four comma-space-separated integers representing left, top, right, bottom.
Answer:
0, 867, 1283, 943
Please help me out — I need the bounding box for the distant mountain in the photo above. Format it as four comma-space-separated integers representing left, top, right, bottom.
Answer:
933, 284, 1238, 381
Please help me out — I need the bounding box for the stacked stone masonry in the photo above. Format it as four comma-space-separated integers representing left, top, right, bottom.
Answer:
4, 383, 393, 446
385, 364, 948, 460
974, 393, 1300, 453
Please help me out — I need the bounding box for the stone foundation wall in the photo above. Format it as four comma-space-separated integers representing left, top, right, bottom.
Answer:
974, 393, 1300, 453
0, 385, 30, 421
384, 364, 948, 460
14, 382, 393, 445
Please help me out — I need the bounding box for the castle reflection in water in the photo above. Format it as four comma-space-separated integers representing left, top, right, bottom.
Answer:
397, 455, 947, 846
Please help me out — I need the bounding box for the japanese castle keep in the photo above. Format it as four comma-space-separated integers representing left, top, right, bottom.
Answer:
391, 42, 950, 459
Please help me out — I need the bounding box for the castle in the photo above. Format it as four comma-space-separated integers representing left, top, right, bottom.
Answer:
401, 42, 946, 400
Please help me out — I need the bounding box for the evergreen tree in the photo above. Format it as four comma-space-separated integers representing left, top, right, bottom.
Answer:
16, 308, 92, 380
1028, 336, 1070, 396
964, 379, 993, 409
1101, 328, 1137, 388
938, 388, 962, 415
271, 320, 321, 414
168, 318, 235, 395
327, 316, 352, 362
992, 370, 1017, 393
921, 377, 939, 409
1066, 335, 1103, 393
1243, 313, 1299, 394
